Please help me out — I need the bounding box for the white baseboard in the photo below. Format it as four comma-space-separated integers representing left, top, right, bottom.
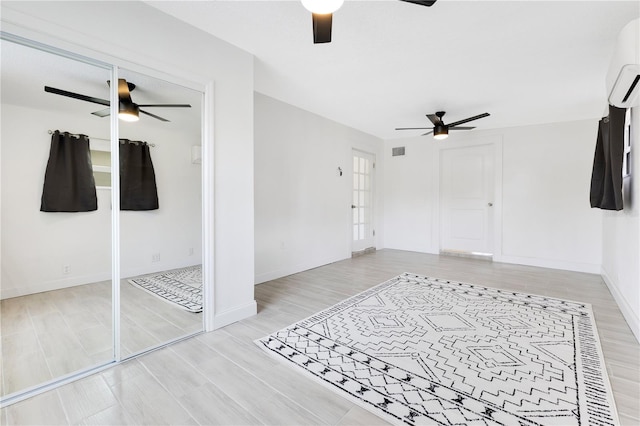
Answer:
382, 244, 438, 255
210, 300, 257, 330
254, 254, 347, 285
601, 268, 640, 344
496, 255, 601, 274
1, 272, 111, 300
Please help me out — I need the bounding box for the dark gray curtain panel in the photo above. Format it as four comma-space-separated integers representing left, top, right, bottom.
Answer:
590, 105, 626, 211
40, 130, 97, 212
120, 140, 159, 211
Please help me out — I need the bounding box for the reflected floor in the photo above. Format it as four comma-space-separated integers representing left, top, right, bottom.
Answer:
0, 269, 203, 397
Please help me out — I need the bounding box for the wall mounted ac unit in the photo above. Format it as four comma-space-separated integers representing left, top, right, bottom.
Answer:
607, 18, 640, 108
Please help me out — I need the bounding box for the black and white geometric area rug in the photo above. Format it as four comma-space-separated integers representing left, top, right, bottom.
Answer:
255, 273, 619, 425
127, 265, 202, 313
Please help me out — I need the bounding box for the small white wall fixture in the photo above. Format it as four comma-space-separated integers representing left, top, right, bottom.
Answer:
192, 145, 202, 164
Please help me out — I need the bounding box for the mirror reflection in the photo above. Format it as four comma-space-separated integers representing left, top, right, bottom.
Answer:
117, 68, 203, 357
1, 39, 113, 396
1, 39, 204, 399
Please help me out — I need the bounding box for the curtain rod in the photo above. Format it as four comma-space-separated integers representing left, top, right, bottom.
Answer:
47, 130, 155, 147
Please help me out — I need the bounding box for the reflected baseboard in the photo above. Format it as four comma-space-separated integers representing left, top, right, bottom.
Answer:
0, 272, 111, 300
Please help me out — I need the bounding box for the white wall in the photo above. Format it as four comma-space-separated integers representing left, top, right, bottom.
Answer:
500, 120, 602, 271
383, 139, 436, 253
1, 1, 256, 327
601, 106, 640, 342
254, 93, 384, 284
600, 18, 640, 343
384, 119, 603, 273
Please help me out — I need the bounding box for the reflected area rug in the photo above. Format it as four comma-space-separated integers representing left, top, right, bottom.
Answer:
256, 273, 619, 425
127, 265, 202, 312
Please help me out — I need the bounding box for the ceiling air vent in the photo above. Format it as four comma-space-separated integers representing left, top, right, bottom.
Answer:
392, 146, 406, 156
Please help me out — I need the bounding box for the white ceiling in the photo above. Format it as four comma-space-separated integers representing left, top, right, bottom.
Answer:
147, 0, 639, 139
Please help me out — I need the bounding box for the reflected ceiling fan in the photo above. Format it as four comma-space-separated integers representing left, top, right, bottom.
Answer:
395, 111, 490, 139
303, 0, 437, 44
44, 79, 191, 122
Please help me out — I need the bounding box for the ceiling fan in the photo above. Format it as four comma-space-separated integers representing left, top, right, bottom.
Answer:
44, 79, 191, 122
302, 0, 437, 44
395, 111, 491, 139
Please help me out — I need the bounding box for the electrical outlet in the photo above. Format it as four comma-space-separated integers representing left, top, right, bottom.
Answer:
152, 253, 160, 262
62, 265, 71, 275
188, 247, 194, 256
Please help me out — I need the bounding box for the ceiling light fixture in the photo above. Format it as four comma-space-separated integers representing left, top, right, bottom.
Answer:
433, 124, 448, 140
118, 102, 139, 122
301, 0, 344, 14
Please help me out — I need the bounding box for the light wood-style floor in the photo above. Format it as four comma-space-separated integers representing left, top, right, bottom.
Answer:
2, 249, 639, 425
1, 277, 202, 397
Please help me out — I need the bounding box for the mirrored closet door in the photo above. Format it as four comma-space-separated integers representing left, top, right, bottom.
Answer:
117, 68, 203, 358
1, 38, 114, 397
0, 36, 205, 402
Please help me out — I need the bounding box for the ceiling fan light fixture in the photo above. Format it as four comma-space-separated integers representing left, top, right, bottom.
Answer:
433, 124, 448, 140
301, 0, 344, 14
118, 102, 139, 122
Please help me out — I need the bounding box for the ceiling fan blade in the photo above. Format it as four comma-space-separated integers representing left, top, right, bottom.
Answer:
426, 114, 441, 125
446, 113, 490, 128
91, 108, 111, 117
395, 127, 431, 130
140, 109, 170, 122
449, 126, 476, 130
117, 79, 134, 104
312, 13, 333, 44
399, 0, 437, 7
421, 130, 434, 136
44, 86, 110, 106
137, 104, 192, 108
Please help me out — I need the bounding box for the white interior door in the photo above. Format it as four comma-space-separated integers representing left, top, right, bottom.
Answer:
352, 150, 375, 252
440, 144, 494, 255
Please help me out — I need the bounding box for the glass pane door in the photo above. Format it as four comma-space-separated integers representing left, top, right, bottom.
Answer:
352, 150, 375, 252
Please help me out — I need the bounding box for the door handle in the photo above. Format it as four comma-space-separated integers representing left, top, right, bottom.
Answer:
351, 205, 357, 209
488, 202, 493, 207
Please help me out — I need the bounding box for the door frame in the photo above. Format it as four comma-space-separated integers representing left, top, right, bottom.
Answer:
432, 135, 503, 261
350, 148, 377, 253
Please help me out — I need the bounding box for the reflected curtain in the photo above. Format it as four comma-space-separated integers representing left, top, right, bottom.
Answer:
120, 140, 159, 210
590, 104, 625, 210
40, 130, 97, 212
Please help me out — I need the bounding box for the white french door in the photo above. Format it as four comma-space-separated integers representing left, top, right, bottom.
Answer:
440, 144, 495, 255
352, 150, 375, 252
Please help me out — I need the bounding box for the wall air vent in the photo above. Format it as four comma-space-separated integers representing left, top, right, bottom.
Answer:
392, 146, 406, 156
609, 64, 640, 108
